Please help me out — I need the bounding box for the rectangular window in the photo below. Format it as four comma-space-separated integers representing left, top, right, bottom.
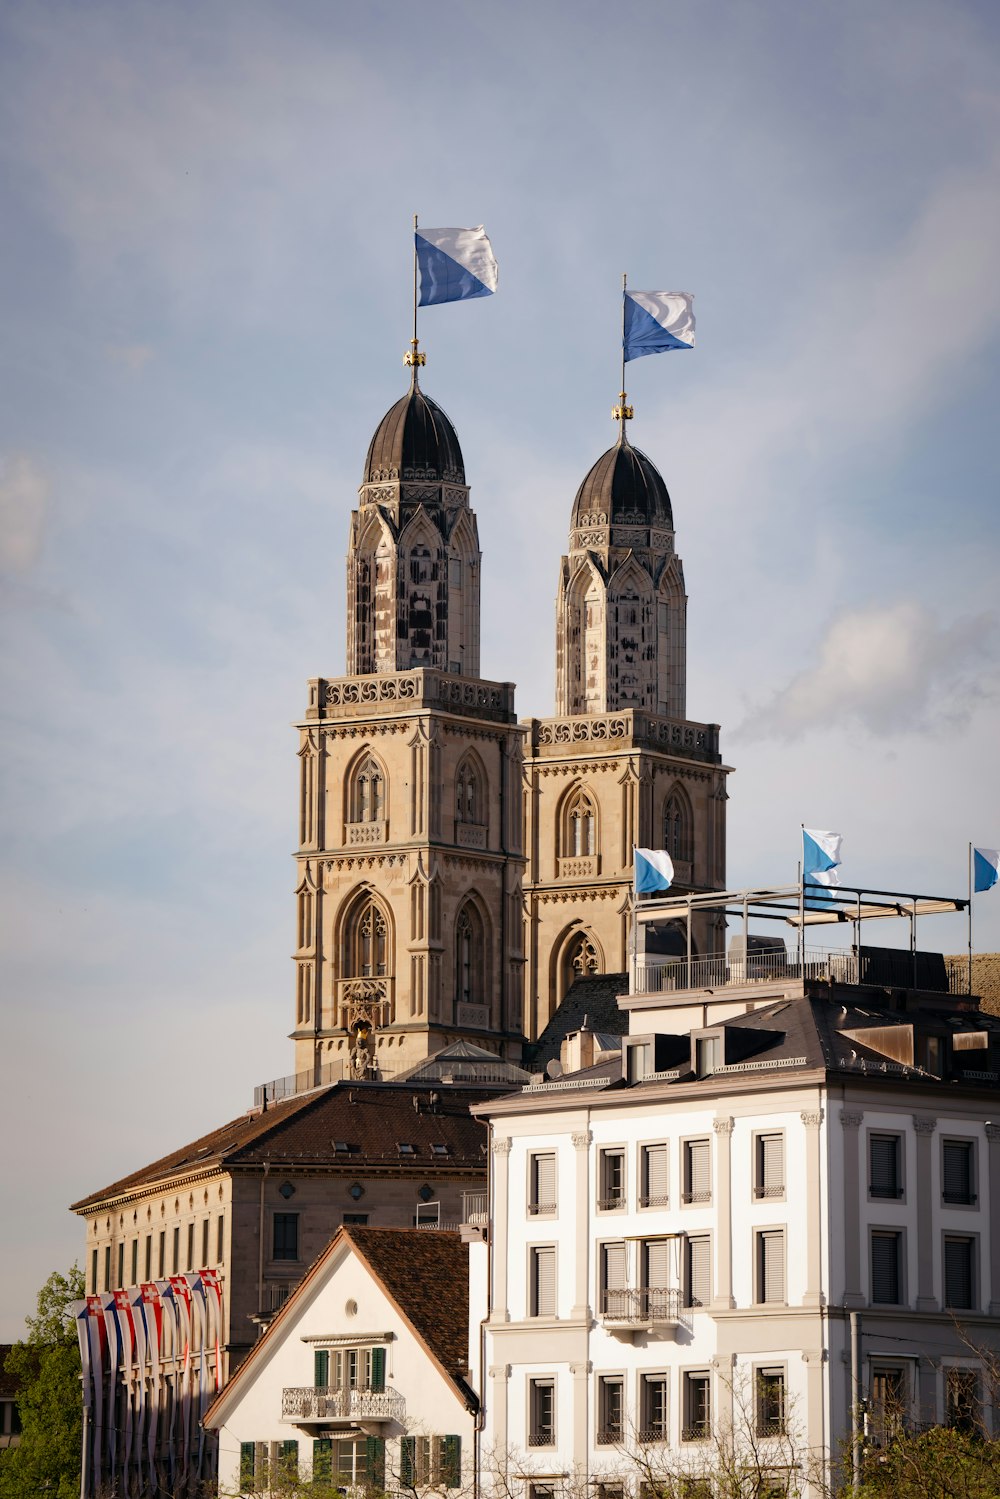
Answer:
217, 1214, 225, 1263
202, 1218, 209, 1266
597, 1377, 624, 1444
343, 1213, 369, 1225
695, 1035, 721, 1077
871, 1230, 902, 1304
528, 1378, 555, 1446
90, 1249, 98, 1295
684, 1235, 711, 1308
755, 1369, 786, 1435
944, 1236, 975, 1309
172, 1226, 179, 1275
682, 1372, 711, 1440
599, 1148, 626, 1210
130, 1239, 138, 1286
144, 1235, 151, 1282
276, 1440, 298, 1482
640, 1144, 669, 1207
529, 1153, 557, 1216
273, 1213, 299, 1261
186, 1222, 194, 1271
104, 1245, 111, 1292
755, 1133, 785, 1199
869, 1134, 902, 1198
640, 1374, 668, 1442
943, 1140, 975, 1205
946, 1369, 980, 1434
239, 1441, 256, 1492
312, 1438, 332, 1485
756, 1230, 786, 1304
600, 1242, 626, 1315
683, 1139, 711, 1203
117, 1243, 124, 1289
870, 1365, 907, 1447
158, 1231, 165, 1278
415, 1203, 441, 1227
530, 1246, 556, 1316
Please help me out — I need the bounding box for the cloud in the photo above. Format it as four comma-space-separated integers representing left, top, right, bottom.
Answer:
738, 600, 996, 739
0, 453, 49, 572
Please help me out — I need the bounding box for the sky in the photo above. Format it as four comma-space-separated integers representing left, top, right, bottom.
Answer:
1, 0, 999, 1338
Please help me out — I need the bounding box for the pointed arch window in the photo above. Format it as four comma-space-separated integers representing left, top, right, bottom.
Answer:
564, 788, 597, 858
663, 787, 693, 864
455, 757, 482, 824
455, 901, 487, 1011
343, 893, 390, 979
560, 931, 600, 1002
351, 754, 385, 824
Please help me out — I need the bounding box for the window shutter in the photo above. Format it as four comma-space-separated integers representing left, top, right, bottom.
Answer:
534, 1154, 557, 1210
687, 1235, 711, 1307
760, 1230, 785, 1303
400, 1436, 416, 1487
602, 1241, 626, 1291
314, 1349, 329, 1388
870, 1136, 899, 1197
643, 1145, 669, 1204
687, 1140, 710, 1200
871, 1232, 900, 1303
441, 1435, 462, 1488
313, 1439, 332, 1485
365, 1435, 386, 1487
761, 1134, 784, 1196
945, 1238, 973, 1309
239, 1441, 255, 1491
533, 1246, 556, 1315
370, 1345, 386, 1391
943, 1142, 972, 1204
643, 1239, 670, 1288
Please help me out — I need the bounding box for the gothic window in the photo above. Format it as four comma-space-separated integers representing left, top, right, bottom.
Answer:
343, 894, 390, 979
410, 545, 433, 584
662, 787, 693, 864
351, 754, 385, 824
455, 757, 482, 824
560, 931, 600, 1000
455, 901, 486, 1010
563, 788, 597, 858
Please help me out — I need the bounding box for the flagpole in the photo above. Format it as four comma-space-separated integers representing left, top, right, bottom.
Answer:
614, 273, 633, 434
798, 825, 805, 976
968, 841, 973, 996
406, 212, 425, 372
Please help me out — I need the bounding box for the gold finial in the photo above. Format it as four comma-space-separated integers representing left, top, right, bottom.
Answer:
404, 338, 426, 369
613, 390, 633, 424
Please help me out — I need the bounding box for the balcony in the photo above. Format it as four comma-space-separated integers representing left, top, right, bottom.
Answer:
282, 1385, 404, 1426
461, 1190, 488, 1226
600, 1287, 684, 1336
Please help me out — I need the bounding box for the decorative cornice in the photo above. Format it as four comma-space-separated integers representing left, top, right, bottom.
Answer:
572, 1132, 592, 1150
912, 1115, 937, 1136
840, 1111, 864, 1129
801, 1111, 824, 1130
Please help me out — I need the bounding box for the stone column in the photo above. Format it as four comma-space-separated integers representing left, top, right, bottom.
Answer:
801, 1349, 826, 1466
987, 1124, 1000, 1316
491, 1137, 512, 1323
572, 1132, 592, 1320
570, 1361, 591, 1482
713, 1117, 736, 1309
918, 1357, 939, 1428
913, 1116, 938, 1311
801, 1111, 825, 1307
840, 1112, 864, 1307
488, 1364, 511, 1459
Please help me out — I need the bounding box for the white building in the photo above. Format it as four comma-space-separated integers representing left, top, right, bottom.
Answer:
473, 885, 1000, 1496
206, 1226, 477, 1495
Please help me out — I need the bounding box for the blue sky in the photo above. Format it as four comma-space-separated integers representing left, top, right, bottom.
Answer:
1, 0, 999, 1336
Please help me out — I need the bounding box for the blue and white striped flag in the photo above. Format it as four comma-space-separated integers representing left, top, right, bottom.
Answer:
634, 847, 675, 895
624, 291, 695, 361
803, 827, 842, 909
974, 847, 1000, 893
416, 226, 498, 306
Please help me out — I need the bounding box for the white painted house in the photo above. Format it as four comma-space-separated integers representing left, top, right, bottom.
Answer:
206, 1226, 477, 1494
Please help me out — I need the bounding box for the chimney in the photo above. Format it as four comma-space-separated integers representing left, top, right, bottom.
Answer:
560, 1015, 597, 1074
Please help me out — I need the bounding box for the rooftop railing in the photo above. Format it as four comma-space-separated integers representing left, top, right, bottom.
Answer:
632, 948, 970, 998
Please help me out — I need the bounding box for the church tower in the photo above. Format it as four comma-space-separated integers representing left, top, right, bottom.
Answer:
523, 405, 731, 1038
291, 364, 526, 1081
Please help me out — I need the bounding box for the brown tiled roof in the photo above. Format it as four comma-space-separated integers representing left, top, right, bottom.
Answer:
346, 1227, 470, 1380
71, 1083, 491, 1211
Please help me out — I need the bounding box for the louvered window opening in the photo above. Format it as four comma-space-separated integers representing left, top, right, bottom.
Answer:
641, 1144, 669, 1207
755, 1134, 785, 1199
597, 1378, 624, 1444
869, 1135, 902, 1199
685, 1235, 711, 1308
871, 1231, 901, 1304
601, 1242, 627, 1315
531, 1246, 556, 1317
400, 1435, 462, 1488
944, 1237, 974, 1309
530, 1153, 557, 1216
599, 1149, 626, 1209
640, 1375, 668, 1442
683, 1140, 711, 1203
943, 1141, 975, 1205
757, 1230, 785, 1304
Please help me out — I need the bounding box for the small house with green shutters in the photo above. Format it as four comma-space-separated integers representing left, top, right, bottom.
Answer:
206, 1225, 476, 1494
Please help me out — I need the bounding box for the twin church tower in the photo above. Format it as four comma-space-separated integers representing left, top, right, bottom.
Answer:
290, 358, 730, 1081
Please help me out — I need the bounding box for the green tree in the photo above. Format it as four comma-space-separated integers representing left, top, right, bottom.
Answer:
0, 1265, 85, 1499
855, 1423, 1000, 1499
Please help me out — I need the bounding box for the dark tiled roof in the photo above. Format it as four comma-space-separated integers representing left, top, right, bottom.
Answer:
72, 1084, 490, 1211
363, 381, 465, 485
347, 1227, 470, 1381
571, 440, 673, 528
526, 973, 629, 1068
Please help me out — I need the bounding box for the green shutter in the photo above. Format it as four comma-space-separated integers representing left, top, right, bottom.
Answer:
239, 1441, 255, 1492
370, 1345, 386, 1391
314, 1349, 329, 1388
365, 1435, 386, 1487
442, 1435, 462, 1488
313, 1438, 332, 1484
279, 1439, 299, 1479
400, 1436, 416, 1486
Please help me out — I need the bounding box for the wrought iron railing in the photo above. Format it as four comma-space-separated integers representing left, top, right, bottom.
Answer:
633, 949, 969, 997
281, 1385, 404, 1422
601, 1287, 683, 1324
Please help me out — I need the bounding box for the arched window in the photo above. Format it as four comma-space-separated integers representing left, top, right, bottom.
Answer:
455, 900, 486, 1011
564, 787, 597, 857
663, 787, 693, 864
343, 893, 390, 978
455, 757, 481, 824
351, 753, 385, 824
560, 930, 600, 1000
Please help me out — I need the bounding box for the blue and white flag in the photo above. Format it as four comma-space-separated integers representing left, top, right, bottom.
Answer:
974, 847, 1000, 893
803, 827, 842, 897
624, 291, 695, 361
416, 226, 498, 306
634, 847, 675, 895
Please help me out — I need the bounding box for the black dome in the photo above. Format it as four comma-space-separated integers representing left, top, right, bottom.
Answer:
363, 380, 465, 485
571, 439, 672, 528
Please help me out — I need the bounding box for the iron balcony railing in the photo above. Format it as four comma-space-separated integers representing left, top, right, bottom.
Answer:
601, 1287, 683, 1325
282, 1385, 404, 1423
462, 1190, 488, 1225
632, 948, 969, 998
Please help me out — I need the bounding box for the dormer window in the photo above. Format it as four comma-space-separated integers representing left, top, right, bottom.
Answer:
693, 1032, 723, 1078
397, 1142, 416, 1156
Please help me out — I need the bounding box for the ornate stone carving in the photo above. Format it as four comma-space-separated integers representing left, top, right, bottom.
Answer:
801, 1110, 824, 1129
572, 1131, 593, 1150
840, 1111, 864, 1129
347, 821, 387, 846
488, 1364, 511, 1379
569, 1361, 593, 1376
456, 823, 487, 849
492, 1137, 512, 1155
912, 1115, 937, 1135
713, 1117, 734, 1135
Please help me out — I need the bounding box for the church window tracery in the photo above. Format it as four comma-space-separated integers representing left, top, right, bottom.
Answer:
563, 787, 597, 858
454, 899, 487, 1012
663, 786, 693, 864
351, 753, 386, 823
343, 893, 391, 979
455, 756, 483, 824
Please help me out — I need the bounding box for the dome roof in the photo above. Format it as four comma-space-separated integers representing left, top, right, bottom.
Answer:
363, 379, 465, 486
571, 438, 672, 529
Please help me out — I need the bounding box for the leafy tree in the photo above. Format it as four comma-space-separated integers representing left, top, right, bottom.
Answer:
855, 1423, 1000, 1499
0, 1265, 84, 1499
